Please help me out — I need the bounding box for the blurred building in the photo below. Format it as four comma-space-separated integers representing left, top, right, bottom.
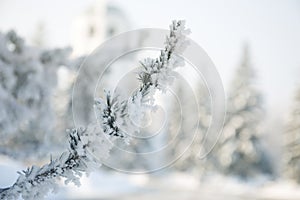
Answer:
61, 0, 132, 129
71, 0, 130, 56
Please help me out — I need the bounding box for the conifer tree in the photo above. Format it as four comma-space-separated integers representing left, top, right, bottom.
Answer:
216, 45, 273, 179
0, 30, 72, 159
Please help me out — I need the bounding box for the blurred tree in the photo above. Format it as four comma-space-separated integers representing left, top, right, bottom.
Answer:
0, 30, 72, 159
216, 45, 274, 179
284, 87, 300, 183
167, 80, 211, 175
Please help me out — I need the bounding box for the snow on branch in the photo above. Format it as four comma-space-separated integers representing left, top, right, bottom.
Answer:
0, 20, 190, 200
95, 20, 190, 138
0, 125, 113, 199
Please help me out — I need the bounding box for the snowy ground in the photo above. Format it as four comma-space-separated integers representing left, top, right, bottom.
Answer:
51, 174, 300, 200
1, 157, 300, 200
115, 174, 300, 200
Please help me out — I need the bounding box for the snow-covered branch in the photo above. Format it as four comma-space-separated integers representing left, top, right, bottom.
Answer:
0, 125, 113, 199
95, 20, 190, 138
0, 20, 190, 199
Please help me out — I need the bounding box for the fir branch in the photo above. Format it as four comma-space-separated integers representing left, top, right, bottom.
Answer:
95, 20, 190, 139
0, 20, 191, 200
0, 125, 112, 199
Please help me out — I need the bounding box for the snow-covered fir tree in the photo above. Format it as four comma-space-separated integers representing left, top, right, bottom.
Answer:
0, 20, 190, 199
216, 45, 274, 179
284, 87, 300, 183
0, 30, 72, 159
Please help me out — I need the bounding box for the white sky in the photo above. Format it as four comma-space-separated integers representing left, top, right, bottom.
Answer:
0, 0, 300, 115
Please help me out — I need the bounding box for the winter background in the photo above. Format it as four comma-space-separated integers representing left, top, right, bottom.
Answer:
0, 0, 300, 199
